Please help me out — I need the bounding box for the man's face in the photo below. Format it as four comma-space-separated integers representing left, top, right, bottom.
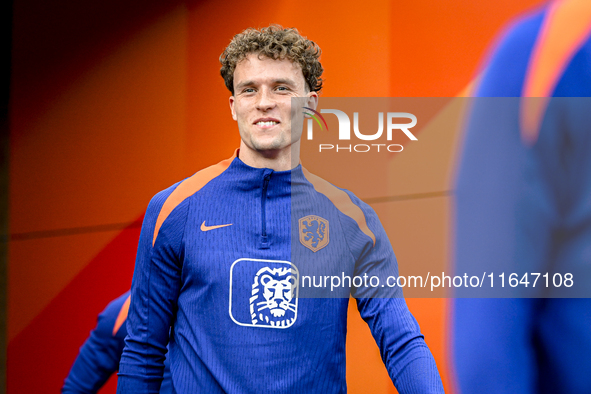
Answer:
229, 54, 317, 157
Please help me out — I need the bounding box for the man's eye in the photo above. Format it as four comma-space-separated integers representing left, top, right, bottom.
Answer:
243, 88, 255, 93
276, 86, 289, 91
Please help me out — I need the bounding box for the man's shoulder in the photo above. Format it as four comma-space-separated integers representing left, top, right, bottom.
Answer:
160, 155, 236, 197
151, 154, 236, 208
302, 168, 374, 213
302, 168, 377, 244
144, 155, 237, 243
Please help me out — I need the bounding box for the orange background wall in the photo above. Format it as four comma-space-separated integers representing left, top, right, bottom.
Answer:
8, 0, 547, 392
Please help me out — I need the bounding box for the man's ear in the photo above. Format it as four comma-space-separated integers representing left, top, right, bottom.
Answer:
306, 91, 319, 111
229, 96, 237, 121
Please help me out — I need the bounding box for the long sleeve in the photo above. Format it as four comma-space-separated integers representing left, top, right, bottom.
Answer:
62, 292, 130, 394
117, 183, 189, 393
357, 298, 444, 393
347, 193, 444, 393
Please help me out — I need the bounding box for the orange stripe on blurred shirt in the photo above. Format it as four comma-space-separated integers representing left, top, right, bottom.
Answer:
521, 0, 591, 144
113, 295, 131, 336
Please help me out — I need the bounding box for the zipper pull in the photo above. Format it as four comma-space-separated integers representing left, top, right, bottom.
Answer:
260, 171, 273, 249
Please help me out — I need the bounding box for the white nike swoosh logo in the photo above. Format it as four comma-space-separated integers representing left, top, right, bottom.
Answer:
200, 221, 233, 232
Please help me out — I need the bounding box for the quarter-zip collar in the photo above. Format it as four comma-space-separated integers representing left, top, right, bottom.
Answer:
228, 156, 302, 195
227, 157, 302, 249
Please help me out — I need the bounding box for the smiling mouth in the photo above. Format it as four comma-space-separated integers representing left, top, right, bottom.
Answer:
255, 120, 279, 127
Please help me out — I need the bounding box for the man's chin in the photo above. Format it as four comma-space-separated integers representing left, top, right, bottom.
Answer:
251, 141, 289, 154
254, 146, 286, 157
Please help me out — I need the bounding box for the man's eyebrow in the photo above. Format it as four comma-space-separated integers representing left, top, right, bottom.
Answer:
235, 78, 298, 90
273, 78, 297, 86
235, 80, 255, 89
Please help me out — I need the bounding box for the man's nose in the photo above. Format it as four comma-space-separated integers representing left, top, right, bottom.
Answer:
256, 88, 276, 111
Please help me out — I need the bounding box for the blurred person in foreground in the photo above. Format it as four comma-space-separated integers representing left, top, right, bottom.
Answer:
116, 25, 444, 393
62, 291, 171, 393
454, 0, 591, 393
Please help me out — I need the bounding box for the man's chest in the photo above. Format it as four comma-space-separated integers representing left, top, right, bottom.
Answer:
179, 195, 355, 304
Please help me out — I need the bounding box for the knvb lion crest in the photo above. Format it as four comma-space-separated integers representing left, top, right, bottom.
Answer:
299, 215, 329, 252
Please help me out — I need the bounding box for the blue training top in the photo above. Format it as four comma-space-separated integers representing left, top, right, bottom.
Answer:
117, 154, 444, 393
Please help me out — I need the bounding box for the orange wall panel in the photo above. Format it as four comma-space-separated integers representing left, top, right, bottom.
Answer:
9, 5, 189, 341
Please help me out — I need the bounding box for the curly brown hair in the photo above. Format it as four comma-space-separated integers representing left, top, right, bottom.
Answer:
220, 25, 323, 94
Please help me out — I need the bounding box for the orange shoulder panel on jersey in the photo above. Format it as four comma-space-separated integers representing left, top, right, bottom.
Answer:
302, 167, 376, 246
112, 295, 131, 336
152, 151, 237, 246
521, 0, 591, 145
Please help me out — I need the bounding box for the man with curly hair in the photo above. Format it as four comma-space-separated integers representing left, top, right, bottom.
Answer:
117, 25, 444, 393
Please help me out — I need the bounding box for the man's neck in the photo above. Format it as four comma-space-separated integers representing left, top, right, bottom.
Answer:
238, 142, 300, 171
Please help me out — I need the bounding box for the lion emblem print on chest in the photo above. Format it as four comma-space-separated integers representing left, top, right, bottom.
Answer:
229, 259, 299, 329
250, 266, 298, 327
